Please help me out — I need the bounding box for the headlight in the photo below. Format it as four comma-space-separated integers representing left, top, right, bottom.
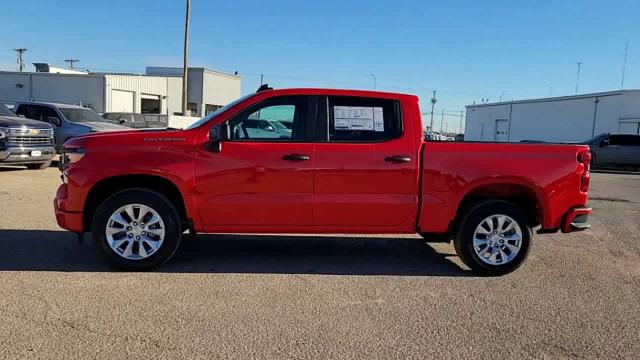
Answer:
61, 147, 86, 165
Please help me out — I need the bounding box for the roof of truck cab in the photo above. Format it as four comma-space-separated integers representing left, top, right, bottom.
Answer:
260, 88, 419, 100
15, 101, 89, 109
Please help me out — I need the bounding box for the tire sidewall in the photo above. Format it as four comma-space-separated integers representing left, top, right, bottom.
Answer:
92, 189, 181, 271
455, 200, 532, 276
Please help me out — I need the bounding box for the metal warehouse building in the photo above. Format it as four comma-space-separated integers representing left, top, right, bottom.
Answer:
464, 90, 640, 142
0, 65, 241, 117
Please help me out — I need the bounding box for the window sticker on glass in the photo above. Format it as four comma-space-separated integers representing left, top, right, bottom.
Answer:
334, 106, 384, 132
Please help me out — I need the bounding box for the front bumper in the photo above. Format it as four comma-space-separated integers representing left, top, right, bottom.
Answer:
561, 207, 592, 233
54, 185, 84, 233
0, 144, 56, 164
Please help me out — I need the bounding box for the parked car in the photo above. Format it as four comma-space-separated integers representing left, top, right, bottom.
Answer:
582, 133, 640, 169
14, 102, 129, 151
101, 113, 169, 129
0, 103, 56, 169
55, 87, 592, 275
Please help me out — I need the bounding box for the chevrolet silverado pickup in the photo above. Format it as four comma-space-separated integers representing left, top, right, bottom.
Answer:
0, 103, 56, 169
54, 87, 592, 275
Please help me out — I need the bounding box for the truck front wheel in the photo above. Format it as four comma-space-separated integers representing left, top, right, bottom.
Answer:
92, 189, 182, 270
453, 200, 532, 276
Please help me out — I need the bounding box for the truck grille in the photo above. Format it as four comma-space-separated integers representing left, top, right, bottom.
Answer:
4, 128, 54, 146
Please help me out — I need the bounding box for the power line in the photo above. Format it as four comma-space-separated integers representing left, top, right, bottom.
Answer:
64, 59, 79, 69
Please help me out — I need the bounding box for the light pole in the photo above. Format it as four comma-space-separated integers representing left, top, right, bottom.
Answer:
13, 48, 27, 72
369, 73, 376, 91
181, 0, 191, 116
429, 90, 437, 131
575, 62, 582, 95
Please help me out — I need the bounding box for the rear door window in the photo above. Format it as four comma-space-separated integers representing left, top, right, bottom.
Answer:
322, 96, 402, 142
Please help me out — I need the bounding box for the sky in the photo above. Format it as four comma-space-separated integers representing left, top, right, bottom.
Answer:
0, 0, 638, 131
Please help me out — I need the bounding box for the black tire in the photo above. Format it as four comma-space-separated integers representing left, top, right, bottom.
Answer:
25, 159, 52, 170
453, 200, 532, 276
92, 189, 182, 271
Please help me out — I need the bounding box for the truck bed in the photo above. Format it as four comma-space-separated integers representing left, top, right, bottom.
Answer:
417, 141, 590, 234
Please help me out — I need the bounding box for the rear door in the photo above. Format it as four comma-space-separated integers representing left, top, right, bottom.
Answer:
195, 95, 317, 228
312, 95, 419, 230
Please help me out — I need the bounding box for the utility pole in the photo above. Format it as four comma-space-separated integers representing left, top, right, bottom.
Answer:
459, 110, 464, 134
64, 59, 79, 69
440, 110, 444, 133
13, 48, 27, 72
429, 90, 437, 131
499, 91, 505, 102
181, 0, 191, 116
369, 73, 376, 91
575, 62, 582, 95
260, 73, 264, 85
621, 41, 629, 89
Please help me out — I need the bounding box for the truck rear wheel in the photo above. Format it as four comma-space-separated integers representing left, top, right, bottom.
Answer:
92, 189, 182, 270
453, 200, 532, 276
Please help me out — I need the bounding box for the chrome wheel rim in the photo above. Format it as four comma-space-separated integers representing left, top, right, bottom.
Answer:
473, 214, 522, 266
106, 204, 165, 260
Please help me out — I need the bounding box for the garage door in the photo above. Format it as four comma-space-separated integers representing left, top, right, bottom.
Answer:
619, 120, 640, 135
111, 90, 134, 112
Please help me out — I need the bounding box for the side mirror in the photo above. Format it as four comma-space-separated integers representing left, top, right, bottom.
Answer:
208, 123, 228, 153
46, 116, 61, 127
600, 139, 610, 147
266, 125, 275, 132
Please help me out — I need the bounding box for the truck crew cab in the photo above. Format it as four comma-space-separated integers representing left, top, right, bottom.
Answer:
54, 87, 592, 275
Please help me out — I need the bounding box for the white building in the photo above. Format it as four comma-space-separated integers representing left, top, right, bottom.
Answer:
0, 65, 241, 117
465, 90, 640, 142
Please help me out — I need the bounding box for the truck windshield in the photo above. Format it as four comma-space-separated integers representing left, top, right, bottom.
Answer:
185, 93, 257, 130
0, 104, 16, 117
60, 108, 106, 123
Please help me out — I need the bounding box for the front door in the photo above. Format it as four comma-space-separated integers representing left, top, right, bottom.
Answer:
194, 95, 316, 228
313, 95, 419, 230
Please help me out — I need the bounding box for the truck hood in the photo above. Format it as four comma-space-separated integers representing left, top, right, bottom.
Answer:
82, 121, 130, 132
65, 127, 192, 148
0, 115, 53, 129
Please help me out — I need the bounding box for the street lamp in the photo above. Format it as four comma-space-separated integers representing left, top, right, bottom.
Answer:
429, 90, 437, 131
369, 73, 377, 91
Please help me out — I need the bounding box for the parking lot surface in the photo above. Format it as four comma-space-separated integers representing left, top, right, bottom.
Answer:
0, 166, 638, 359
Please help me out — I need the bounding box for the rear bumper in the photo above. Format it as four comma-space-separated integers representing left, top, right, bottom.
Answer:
54, 186, 84, 233
561, 207, 592, 233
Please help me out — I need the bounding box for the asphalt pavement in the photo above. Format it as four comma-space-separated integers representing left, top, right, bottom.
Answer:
0, 166, 638, 359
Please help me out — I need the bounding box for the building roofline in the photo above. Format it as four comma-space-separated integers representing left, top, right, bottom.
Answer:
466, 89, 640, 108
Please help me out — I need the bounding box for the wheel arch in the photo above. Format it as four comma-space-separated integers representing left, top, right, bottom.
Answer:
83, 174, 189, 232
454, 181, 546, 230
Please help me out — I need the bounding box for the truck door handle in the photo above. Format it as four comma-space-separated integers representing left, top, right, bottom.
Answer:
385, 155, 412, 163
282, 153, 310, 161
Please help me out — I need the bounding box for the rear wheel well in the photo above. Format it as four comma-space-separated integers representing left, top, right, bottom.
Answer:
83, 175, 188, 232
453, 184, 541, 232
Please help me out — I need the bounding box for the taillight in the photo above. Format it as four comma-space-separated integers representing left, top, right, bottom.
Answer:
578, 150, 591, 192
580, 171, 590, 192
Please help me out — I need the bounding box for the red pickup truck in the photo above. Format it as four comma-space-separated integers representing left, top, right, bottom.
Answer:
54, 87, 592, 275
